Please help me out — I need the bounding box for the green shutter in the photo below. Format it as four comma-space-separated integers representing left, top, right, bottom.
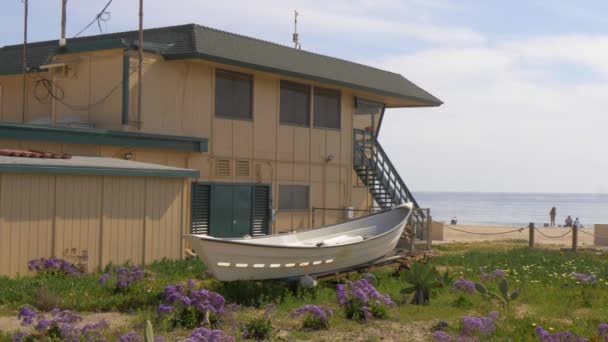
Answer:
190, 183, 211, 234
252, 185, 271, 236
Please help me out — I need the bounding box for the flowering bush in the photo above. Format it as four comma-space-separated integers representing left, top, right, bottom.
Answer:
118, 331, 166, 342
599, 324, 608, 341
242, 304, 275, 340
570, 272, 597, 284
452, 277, 477, 293
13, 306, 108, 341
99, 265, 144, 292
336, 279, 394, 321
535, 326, 588, 342
181, 327, 234, 342
291, 304, 333, 330
433, 312, 498, 341
480, 267, 506, 282
28, 258, 85, 277
157, 281, 226, 329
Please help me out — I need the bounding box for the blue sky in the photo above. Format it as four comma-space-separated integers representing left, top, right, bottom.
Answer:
2, 0, 607, 193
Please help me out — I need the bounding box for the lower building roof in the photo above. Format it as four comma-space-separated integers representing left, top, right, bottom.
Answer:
0, 155, 199, 178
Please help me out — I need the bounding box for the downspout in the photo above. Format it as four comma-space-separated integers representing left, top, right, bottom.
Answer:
121, 52, 130, 127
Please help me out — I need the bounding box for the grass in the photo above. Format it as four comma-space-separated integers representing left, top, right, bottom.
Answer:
1, 241, 607, 340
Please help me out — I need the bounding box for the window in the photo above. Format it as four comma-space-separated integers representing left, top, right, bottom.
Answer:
313, 87, 340, 129
279, 185, 309, 210
280, 80, 310, 126
215, 69, 253, 120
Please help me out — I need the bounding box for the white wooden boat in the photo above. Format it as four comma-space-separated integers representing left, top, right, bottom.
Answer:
185, 204, 413, 281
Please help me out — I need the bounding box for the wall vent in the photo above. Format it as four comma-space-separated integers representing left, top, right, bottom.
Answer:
236, 160, 251, 177
215, 159, 232, 177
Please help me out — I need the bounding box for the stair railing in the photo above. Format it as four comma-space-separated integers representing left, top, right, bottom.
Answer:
353, 129, 426, 229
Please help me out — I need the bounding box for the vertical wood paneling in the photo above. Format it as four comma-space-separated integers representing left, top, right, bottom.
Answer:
0, 174, 54, 277
233, 120, 254, 158
89, 53, 122, 127
144, 178, 183, 263
253, 76, 278, 160
55, 175, 102, 271
293, 127, 310, 162
277, 126, 294, 161
183, 63, 213, 138
212, 118, 233, 157
101, 177, 145, 266
55, 55, 92, 124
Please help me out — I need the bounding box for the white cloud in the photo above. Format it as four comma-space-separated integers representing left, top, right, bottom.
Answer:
374, 34, 608, 193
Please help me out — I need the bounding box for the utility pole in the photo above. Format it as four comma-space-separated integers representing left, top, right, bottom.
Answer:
137, 0, 143, 129
21, 0, 29, 122
293, 10, 301, 50
60, 0, 67, 47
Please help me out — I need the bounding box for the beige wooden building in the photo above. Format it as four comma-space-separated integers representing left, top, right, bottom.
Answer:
0, 24, 441, 276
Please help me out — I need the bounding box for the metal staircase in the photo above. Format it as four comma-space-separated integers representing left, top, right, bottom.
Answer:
353, 129, 426, 236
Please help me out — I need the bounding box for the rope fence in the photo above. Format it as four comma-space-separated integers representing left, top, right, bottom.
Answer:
578, 229, 608, 240
535, 229, 573, 239
437, 222, 525, 236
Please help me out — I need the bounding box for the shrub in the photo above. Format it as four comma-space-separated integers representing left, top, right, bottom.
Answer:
535, 326, 587, 342
242, 304, 275, 340
28, 258, 85, 277
12, 306, 108, 341
433, 312, 499, 341
400, 262, 441, 305
336, 279, 394, 321
157, 281, 225, 329
452, 277, 476, 293
475, 278, 521, 307
184, 327, 234, 342
219, 280, 288, 308
99, 265, 145, 293
479, 267, 506, 282
291, 305, 332, 330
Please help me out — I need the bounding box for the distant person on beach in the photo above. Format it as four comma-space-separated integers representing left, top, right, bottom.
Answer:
550, 207, 556, 227
574, 217, 583, 229
450, 217, 458, 225
565, 215, 573, 228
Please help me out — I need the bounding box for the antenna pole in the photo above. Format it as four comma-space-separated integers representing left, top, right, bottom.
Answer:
21, 0, 29, 122
293, 10, 300, 49
60, 0, 67, 46
137, 0, 143, 129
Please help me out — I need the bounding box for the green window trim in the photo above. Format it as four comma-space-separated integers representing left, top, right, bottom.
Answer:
0, 164, 199, 178
0, 122, 208, 152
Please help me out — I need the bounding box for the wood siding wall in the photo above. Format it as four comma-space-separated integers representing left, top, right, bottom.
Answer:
0, 172, 187, 277
0, 51, 375, 234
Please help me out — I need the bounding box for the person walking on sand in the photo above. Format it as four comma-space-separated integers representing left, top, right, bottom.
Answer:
550, 207, 556, 227
565, 215, 573, 228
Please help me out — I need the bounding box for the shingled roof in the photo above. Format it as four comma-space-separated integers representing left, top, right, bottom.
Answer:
0, 23, 441, 107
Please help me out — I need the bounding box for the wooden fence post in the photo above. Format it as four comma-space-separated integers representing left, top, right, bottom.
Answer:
528, 222, 535, 248
426, 212, 432, 251
572, 225, 578, 252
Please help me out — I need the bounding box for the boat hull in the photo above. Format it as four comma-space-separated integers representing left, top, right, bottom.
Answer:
185, 205, 411, 281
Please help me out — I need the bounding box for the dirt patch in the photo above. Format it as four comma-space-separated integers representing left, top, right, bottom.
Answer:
307, 320, 433, 341
0, 311, 131, 333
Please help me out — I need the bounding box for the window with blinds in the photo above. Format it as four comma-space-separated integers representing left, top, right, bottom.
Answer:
190, 183, 211, 235
313, 87, 341, 129
215, 69, 253, 120
280, 80, 310, 126
278, 185, 310, 210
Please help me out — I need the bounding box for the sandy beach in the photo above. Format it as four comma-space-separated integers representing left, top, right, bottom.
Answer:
441, 224, 597, 247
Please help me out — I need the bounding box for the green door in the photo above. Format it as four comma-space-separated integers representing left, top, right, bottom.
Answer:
209, 184, 252, 238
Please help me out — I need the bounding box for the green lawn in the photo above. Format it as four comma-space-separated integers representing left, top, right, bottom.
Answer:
1, 241, 607, 341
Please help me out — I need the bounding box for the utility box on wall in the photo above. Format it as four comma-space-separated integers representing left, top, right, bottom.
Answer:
594, 224, 608, 246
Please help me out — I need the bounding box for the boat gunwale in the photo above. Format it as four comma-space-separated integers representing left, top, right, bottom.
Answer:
187, 206, 412, 250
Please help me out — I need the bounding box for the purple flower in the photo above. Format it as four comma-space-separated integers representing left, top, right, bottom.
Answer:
433, 330, 455, 342
99, 273, 111, 285
181, 327, 234, 342
291, 305, 333, 327
599, 323, 608, 340
453, 277, 476, 293
80, 319, 109, 338
27, 258, 84, 276
119, 331, 142, 342
336, 284, 348, 305
570, 272, 597, 284
35, 319, 52, 331
157, 305, 173, 316
18, 306, 37, 326
535, 325, 588, 342
187, 279, 196, 289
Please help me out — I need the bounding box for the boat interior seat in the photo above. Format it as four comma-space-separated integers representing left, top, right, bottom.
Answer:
316, 234, 364, 247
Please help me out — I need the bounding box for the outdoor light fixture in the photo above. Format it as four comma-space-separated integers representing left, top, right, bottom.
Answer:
326, 154, 335, 162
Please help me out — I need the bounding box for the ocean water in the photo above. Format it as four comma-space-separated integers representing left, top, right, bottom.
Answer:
414, 192, 608, 227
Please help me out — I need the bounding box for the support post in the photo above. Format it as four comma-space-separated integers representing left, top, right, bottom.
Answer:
409, 212, 416, 253
426, 211, 432, 250
572, 225, 578, 252
60, 0, 67, 43
136, 0, 144, 129
528, 222, 535, 248
21, 0, 29, 123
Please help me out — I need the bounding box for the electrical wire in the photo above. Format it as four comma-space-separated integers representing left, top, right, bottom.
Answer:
73, 0, 113, 38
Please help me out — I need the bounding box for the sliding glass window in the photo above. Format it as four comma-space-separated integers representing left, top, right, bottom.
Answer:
280, 80, 310, 126
313, 87, 341, 129
215, 69, 253, 120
